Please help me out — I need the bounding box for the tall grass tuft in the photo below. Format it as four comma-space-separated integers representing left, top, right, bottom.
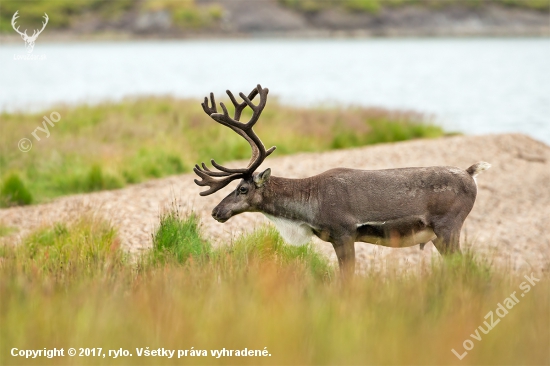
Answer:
150, 210, 210, 265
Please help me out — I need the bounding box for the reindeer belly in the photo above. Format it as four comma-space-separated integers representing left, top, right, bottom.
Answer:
356, 216, 436, 248
264, 214, 313, 246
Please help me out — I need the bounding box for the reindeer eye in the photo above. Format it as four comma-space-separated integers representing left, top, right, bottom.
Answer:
238, 186, 248, 194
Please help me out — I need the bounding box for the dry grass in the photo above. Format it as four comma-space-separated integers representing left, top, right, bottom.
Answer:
1, 210, 548, 365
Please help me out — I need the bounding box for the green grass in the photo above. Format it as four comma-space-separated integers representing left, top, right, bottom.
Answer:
0, 210, 548, 365
146, 205, 333, 281
0, 97, 445, 206
3, 214, 123, 280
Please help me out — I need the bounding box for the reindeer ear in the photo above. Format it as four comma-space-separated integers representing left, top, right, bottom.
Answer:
253, 168, 271, 187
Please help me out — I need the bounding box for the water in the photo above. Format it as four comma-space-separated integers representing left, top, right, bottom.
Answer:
1, 38, 549, 143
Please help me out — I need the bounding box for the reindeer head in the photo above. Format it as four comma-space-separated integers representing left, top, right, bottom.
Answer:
11, 11, 49, 54
193, 85, 276, 222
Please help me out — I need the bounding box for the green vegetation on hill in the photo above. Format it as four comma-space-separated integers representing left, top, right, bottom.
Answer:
0, 210, 547, 365
0, 97, 445, 206
0, 0, 133, 32
0, 0, 222, 33
0, 0, 546, 34
280, 0, 550, 13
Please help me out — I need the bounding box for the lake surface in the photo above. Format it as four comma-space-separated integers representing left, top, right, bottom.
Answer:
1, 38, 549, 143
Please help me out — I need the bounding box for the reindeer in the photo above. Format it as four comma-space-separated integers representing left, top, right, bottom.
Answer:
11, 11, 49, 54
193, 85, 490, 277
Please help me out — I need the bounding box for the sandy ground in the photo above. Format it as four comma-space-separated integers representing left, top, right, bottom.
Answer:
1, 133, 548, 274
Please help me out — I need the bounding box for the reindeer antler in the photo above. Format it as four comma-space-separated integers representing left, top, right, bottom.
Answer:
193, 84, 276, 196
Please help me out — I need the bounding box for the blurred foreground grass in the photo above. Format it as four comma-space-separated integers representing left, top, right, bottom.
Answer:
0, 209, 548, 365
0, 97, 445, 206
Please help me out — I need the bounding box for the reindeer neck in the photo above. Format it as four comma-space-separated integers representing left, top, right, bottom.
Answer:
258, 176, 318, 222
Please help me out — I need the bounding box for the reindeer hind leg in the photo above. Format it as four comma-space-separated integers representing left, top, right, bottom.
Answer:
432, 221, 462, 256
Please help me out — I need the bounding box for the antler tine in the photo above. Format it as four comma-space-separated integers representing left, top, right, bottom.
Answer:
210, 158, 248, 173
237, 84, 268, 128
199, 161, 246, 175
212, 85, 267, 130
201, 92, 217, 115
193, 159, 248, 196
193, 165, 244, 196
227, 87, 259, 121
197, 163, 232, 177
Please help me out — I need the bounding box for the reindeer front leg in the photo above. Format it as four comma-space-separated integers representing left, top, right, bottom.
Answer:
332, 235, 356, 280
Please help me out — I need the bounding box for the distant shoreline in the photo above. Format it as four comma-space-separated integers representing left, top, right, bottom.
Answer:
1, 1, 548, 43
1, 30, 548, 45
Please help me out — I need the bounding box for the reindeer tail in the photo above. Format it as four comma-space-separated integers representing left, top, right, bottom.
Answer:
466, 162, 491, 178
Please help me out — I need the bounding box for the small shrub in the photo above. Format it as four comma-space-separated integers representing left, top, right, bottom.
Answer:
344, 0, 382, 13
85, 164, 123, 192
87, 164, 104, 191
0, 173, 33, 207
173, 7, 203, 28
207, 4, 224, 20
